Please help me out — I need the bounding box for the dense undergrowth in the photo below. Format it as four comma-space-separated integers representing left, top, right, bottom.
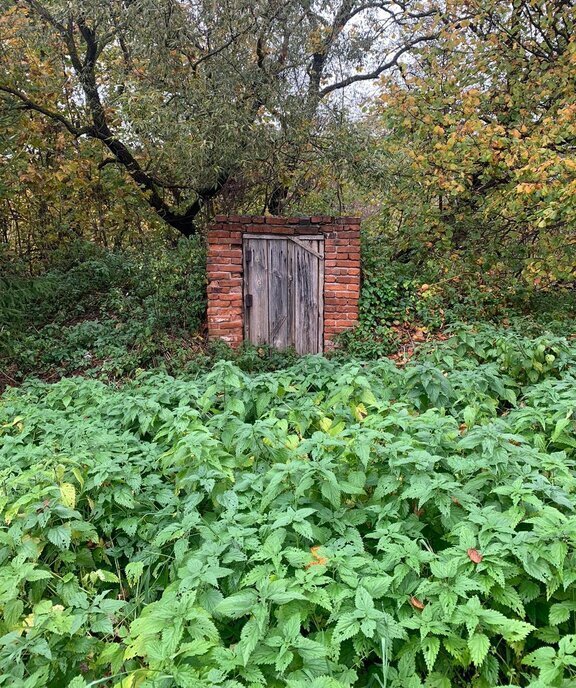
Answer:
339, 236, 576, 360
0, 240, 208, 387
2, 238, 575, 389
1, 328, 576, 687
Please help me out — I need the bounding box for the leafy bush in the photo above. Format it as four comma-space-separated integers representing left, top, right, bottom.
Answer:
336, 325, 400, 359
2, 334, 576, 687
0, 239, 207, 384
208, 341, 301, 373
422, 324, 575, 384
346, 234, 576, 361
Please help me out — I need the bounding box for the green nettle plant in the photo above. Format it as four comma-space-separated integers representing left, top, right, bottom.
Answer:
1, 328, 576, 687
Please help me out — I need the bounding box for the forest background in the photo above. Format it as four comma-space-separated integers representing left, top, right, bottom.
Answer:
0, 0, 574, 381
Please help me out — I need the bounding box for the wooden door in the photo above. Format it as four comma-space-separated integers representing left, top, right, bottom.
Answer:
243, 234, 324, 354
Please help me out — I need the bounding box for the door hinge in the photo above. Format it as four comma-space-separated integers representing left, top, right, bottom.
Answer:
245, 249, 252, 263
245, 293, 253, 308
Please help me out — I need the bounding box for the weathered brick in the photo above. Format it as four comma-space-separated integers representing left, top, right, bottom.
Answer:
269, 226, 294, 234
206, 271, 232, 280
334, 230, 361, 239
216, 279, 243, 288
331, 267, 360, 276
217, 249, 243, 258
212, 317, 243, 326
333, 237, 360, 251
325, 297, 356, 306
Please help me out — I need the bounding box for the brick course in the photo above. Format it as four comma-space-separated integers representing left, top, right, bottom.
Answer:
207, 216, 361, 351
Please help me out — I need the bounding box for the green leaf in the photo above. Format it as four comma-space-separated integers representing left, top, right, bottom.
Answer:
215, 590, 258, 618
425, 674, 451, 688
522, 646, 556, 666
421, 637, 440, 672
332, 612, 361, 644
468, 633, 490, 667
47, 524, 71, 550
67, 678, 87, 688
94, 569, 120, 583
499, 618, 535, 643
237, 617, 262, 666
355, 586, 374, 614
125, 561, 145, 587
25, 568, 52, 582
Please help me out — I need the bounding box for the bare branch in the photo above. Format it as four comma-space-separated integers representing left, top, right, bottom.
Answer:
319, 33, 438, 97
308, 0, 356, 97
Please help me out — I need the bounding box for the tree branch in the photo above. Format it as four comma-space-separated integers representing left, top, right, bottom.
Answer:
0, 85, 91, 137
307, 0, 356, 99
319, 33, 438, 97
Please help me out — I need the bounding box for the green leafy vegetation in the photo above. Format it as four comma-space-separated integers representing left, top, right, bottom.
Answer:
337, 237, 576, 361
0, 2, 575, 685
1, 240, 207, 386
2, 329, 576, 687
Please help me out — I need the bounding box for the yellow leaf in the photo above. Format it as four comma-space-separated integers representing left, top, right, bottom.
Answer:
285, 435, 299, 449
115, 670, 149, 688
353, 403, 368, 422
60, 483, 76, 509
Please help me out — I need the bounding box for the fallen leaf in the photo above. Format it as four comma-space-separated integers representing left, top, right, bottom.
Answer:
305, 546, 328, 568
410, 596, 425, 610
467, 548, 483, 564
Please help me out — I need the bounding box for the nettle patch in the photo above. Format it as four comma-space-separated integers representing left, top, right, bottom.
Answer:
1, 331, 576, 688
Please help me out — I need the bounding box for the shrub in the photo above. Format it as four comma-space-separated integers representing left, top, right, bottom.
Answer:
1, 335, 576, 687
0, 239, 206, 384
348, 234, 576, 361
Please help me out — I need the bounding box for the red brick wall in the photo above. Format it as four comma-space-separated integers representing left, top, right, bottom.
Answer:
207, 215, 361, 351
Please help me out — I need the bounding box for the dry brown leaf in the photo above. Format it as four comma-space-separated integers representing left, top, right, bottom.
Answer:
467, 548, 483, 564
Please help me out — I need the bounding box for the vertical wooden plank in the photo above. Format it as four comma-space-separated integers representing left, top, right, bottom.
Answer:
243, 237, 253, 343
308, 240, 320, 354
317, 239, 325, 353
288, 240, 295, 350
243, 238, 269, 345
292, 238, 322, 354
268, 239, 290, 349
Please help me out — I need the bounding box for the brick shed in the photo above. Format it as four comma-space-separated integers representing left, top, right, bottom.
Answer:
207, 215, 361, 354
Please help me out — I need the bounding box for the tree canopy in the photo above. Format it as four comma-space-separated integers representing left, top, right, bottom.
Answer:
373, 0, 575, 285
0, 0, 574, 290
0, 0, 438, 236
